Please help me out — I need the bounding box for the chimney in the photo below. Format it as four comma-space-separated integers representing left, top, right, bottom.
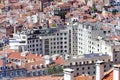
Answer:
64, 68, 74, 80
96, 61, 104, 80
39, 0, 43, 12
113, 65, 120, 80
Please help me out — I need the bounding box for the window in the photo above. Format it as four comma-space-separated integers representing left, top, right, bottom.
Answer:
64, 50, 67, 52
104, 65, 106, 68
36, 44, 38, 46
82, 72, 84, 74
36, 48, 38, 51
87, 61, 89, 64
64, 33, 67, 35
110, 64, 112, 67
33, 44, 35, 47
64, 42, 67, 44
88, 72, 90, 74
76, 62, 78, 66
64, 46, 67, 48
33, 40, 34, 43
82, 67, 84, 70
108, 59, 110, 62
33, 49, 35, 51
93, 66, 95, 69
88, 67, 90, 69
77, 73, 79, 76
64, 37, 67, 40
77, 68, 79, 70
79, 62, 81, 65
115, 54, 117, 57
98, 49, 99, 51
60, 38, 63, 40
115, 59, 117, 62
103, 31, 106, 34
36, 40, 38, 42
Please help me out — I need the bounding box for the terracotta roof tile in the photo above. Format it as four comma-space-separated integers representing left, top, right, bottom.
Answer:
102, 69, 113, 80
54, 56, 64, 65
75, 75, 95, 80
13, 76, 63, 80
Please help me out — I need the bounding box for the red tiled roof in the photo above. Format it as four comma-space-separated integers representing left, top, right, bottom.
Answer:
54, 56, 64, 65
75, 75, 95, 80
110, 35, 120, 40
13, 75, 63, 80
8, 52, 24, 59
102, 71, 113, 80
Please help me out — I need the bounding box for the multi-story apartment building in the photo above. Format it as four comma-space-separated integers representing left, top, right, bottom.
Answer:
69, 16, 120, 56
27, 25, 72, 55
64, 53, 112, 76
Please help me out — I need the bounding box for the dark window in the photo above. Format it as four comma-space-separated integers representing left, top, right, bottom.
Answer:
33, 44, 35, 47
82, 67, 84, 70
115, 54, 117, 57
60, 38, 63, 40
64, 37, 67, 40
79, 62, 81, 65
110, 64, 112, 67
77, 68, 79, 70
33, 49, 35, 51
36, 48, 38, 51
77, 73, 79, 76
104, 65, 106, 68
76, 62, 78, 65
88, 72, 90, 74
88, 67, 90, 69
64, 50, 67, 52
103, 31, 106, 34
64, 46, 67, 48
36, 40, 38, 42
36, 44, 38, 46
115, 59, 117, 62
64, 33, 67, 35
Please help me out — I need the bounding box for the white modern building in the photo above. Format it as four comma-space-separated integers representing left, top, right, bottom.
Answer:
69, 17, 120, 56
9, 33, 27, 51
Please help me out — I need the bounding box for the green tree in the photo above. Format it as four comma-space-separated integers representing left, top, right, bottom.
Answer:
112, 9, 118, 15
57, 66, 63, 73
57, 11, 67, 20
92, 7, 97, 12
